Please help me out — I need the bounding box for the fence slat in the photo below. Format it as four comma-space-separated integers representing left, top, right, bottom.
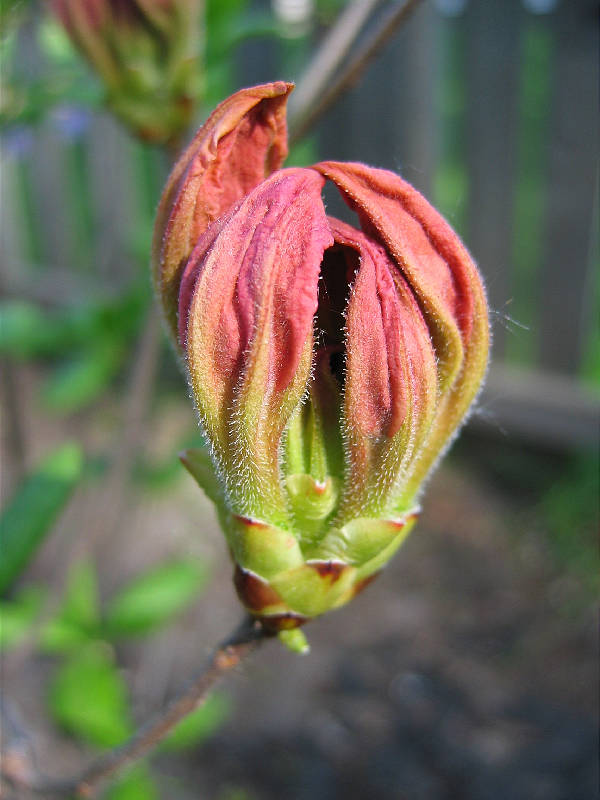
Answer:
87, 114, 138, 289
538, 0, 599, 375
464, 0, 521, 361
474, 364, 600, 450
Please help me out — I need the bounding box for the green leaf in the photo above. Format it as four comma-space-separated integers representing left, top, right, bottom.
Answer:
103, 559, 209, 637
42, 339, 126, 413
161, 692, 231, 751
38, 14, 79, 63
40, 561, 100, 653
61, 560, 99, 628
40, 615, 96, 653
48, 642, 132, 748
0, 443, 83, 594
0, 302, 72, 359
0, 290, 146, 362
103, 764, 159, 800
0, 585, 45, 650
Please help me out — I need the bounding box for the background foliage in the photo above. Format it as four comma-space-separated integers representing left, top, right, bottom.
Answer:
1, 1, 597, 797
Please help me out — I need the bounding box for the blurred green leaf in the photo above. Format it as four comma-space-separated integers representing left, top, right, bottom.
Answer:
0, 443, 83, 594
61, 560, 99, 627
0, 302, 73, 359
314, 0, 349, 24
2, 13, 102, 128
220, 11, 279, 49
41, 560, 100, 653
48, 642, 132, 747
103, 559, 208, 637
38, 13, 78, 64
161, 691, 231, 752
205, 0, 247, 104
42, 338, 126, 413
540, 455, 600, 594
41, 615, 96, 653
103, 764, 159, 800
0, 289, 145, 362
0, 0, 33, 35
287, 137, 318, 169
0, 288, 149, 413
0, 585, 45, 650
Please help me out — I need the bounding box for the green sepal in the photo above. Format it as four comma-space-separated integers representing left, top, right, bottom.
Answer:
227, 516, 304, 579
354, 514, 419, 582
179, 448, 225, 511
270, 561, 357, 617
340, 512, 418, 565
313, 508, 419, 565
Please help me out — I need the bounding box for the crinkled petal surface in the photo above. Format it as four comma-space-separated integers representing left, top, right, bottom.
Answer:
327, 217, 437, 520
315, 161, 489, 501
184, 167, 333, 521
153, 81, 294, 340
152, 94, 490, 639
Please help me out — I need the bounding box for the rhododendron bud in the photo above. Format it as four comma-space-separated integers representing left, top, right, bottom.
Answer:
51, 0, 203, 145
152, 81, 293, 341
153, 84, 489, 652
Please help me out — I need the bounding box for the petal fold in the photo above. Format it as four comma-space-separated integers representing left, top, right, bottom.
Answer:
184, 167, 333, 521
315, 161, 489, 500
153, 81, 294, 340
328, 217, 437, 519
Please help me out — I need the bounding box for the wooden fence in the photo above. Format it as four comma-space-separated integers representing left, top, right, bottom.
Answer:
1, 0, 598, 449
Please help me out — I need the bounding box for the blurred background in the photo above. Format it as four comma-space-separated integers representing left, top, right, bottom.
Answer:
1, 1, 598, 798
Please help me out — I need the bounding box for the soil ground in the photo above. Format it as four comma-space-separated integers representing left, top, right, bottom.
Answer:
2, 379, 597, 800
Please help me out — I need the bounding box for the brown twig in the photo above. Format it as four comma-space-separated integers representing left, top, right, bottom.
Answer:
289, 0, 425, 146
2, 616, 270, 798
288, 0, 383, 128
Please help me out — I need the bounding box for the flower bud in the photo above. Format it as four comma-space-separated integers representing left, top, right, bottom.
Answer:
152, 81, 293, 341
155, 84, 490, 650
51, 0, 203, 145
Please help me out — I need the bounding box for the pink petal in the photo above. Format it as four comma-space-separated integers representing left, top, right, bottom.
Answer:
326, 218, 437, 518
314, 161, 488, 372
184, 167, 333, 436
316, 161, 489, 502
153, 82, 294, 340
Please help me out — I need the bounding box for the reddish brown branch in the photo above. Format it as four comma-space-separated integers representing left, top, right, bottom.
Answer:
289, 0, 425, 146
1, 616, 270, 798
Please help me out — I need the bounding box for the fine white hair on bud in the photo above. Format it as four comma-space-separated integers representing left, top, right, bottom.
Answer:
155, 83, 490, 648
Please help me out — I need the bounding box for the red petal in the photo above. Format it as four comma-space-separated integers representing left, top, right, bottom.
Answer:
329, 217, 434, 440
184, 167, 333, 434
326, 218, 437, 518
314, 161, 488, 379
316, 161, 489, 503
153, 82, 294, 340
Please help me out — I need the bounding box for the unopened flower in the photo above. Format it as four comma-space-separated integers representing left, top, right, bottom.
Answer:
51, 0, 203, 144
153, 83, 489, 652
